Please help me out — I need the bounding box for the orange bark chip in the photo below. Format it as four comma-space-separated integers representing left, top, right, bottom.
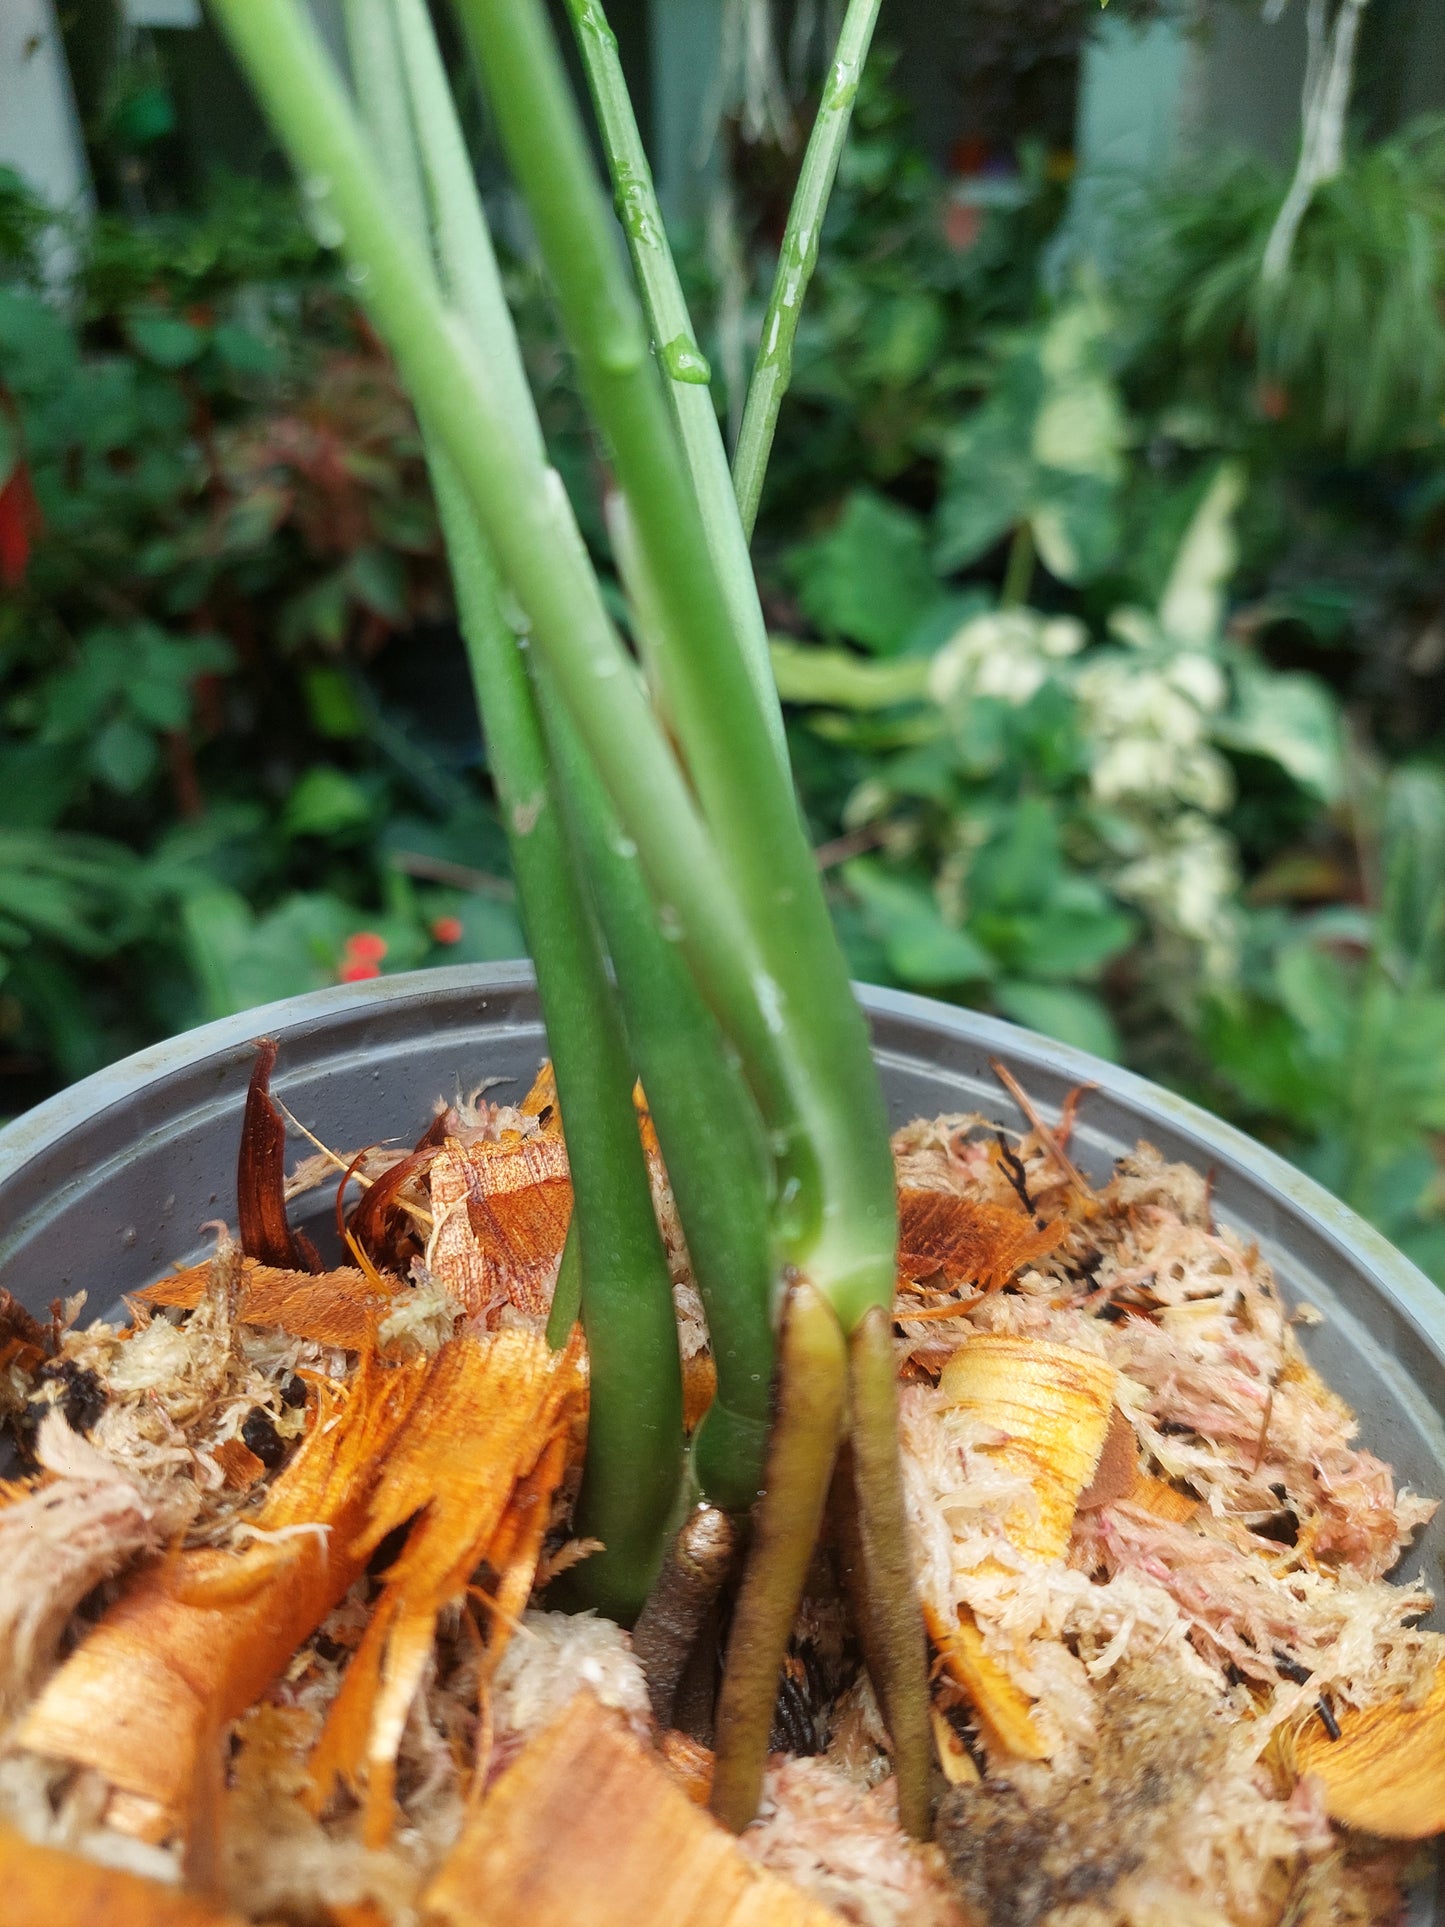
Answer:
0, 1824, 244, 1927
897, 1189, 1061, 1294
212, 1436, 266, 1490
924, 1601, 1049, 1763
1291, 1649, 1445, 1839
420, 1692, 839, 1927
15, 1350, 429, 1838
138, 1258, 396, 1348
520, 1060, 561, 1124
426, 1135, 572, 1318
1126, 1473, 1201, 1526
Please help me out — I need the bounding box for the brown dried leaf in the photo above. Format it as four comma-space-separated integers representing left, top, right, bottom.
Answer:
897, 1189, 1060, 1294
0, 1824, 244, 1926
420, 1691, 839, 1926
1076, 1406, 1139, 1513
658, 1728, 715, 1806
930, 1704, 982, 1785
211, 1437, 265, 1491
346, 1145, 437, 1272
520, 1061, 560, 1124
0, 1288, 47, 1357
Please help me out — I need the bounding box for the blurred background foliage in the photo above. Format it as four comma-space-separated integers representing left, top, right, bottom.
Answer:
4, 4, 1445, 1277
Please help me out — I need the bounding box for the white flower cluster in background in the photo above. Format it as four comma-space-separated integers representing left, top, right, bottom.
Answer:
928, 608, 1086, 709
1074, 612, 1241, 974
919, 467, 1251, 978
1075, 623, 1232, 817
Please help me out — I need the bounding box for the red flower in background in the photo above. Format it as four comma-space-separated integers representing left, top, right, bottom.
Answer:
430, 915, 463, 946
339, 930, 388, 982
0, 460, 42, 588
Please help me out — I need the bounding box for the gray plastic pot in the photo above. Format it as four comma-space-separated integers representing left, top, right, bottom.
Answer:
0, 963, 1441, 1915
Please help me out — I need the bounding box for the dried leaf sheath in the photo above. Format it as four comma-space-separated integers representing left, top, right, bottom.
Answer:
308, 1329, 586, 1841
421, 1691, 838, 1927
0, 1826, 245, 1927
923, 1601, 1048, 1762
919, 1336, 1115, 1761
16, 1352, 429, 1837
935, 1335, 1115, 1562
237, 1039, 321, 1273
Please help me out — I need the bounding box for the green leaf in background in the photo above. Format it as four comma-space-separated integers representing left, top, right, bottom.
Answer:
854, 289, 946, 388
788, 490, 940, 655
1274, 939, 1355, 1062
303, 664, 369, 739
1380, 763, 1445, 969
282, 766, 374, 839
1217, 660, 1343, 804
1030, 472, 1119, 584
1200, 992, 1339, 1126
967, 793, 1061, 914
976, 882, 1137, 983
345, 546, 408, 623
1157, 463, 1243, 647
0, 742, 83, 831
937, 293, 1125, 583
279, 570, 351, 650
0, 829, 148, 962
91, 715, 159, 792
934, 388, 1037, 571
124, 311, 207, 368
994, 979, 1121, 1059
0, 285, 75, 387
438, 891, 525, 963
210, 322, 281, 376
844, 857, 994, 987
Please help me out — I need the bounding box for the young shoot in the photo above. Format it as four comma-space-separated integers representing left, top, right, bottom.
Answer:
208, 0, 928, 1835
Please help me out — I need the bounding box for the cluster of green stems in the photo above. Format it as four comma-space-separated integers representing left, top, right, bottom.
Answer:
209, 0, 927, 1835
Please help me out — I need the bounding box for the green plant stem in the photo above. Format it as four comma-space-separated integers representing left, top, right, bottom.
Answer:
205, 0, 799, 1168
389, 0, 543, 462
710, 1280, 847, 1833
538, 674, 777, 1514
452, 0, 896, 1329
1001, 519, 1035, 610
545, 1217, 582, 1349
437, 460, 681, 1618
341, 0, 428, 241
731, 0, 883, 540
349, 0, 681, 1618
561, 0, 786, 770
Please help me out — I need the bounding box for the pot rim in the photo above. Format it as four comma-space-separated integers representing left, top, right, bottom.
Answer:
0, 960, 1440, 1360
